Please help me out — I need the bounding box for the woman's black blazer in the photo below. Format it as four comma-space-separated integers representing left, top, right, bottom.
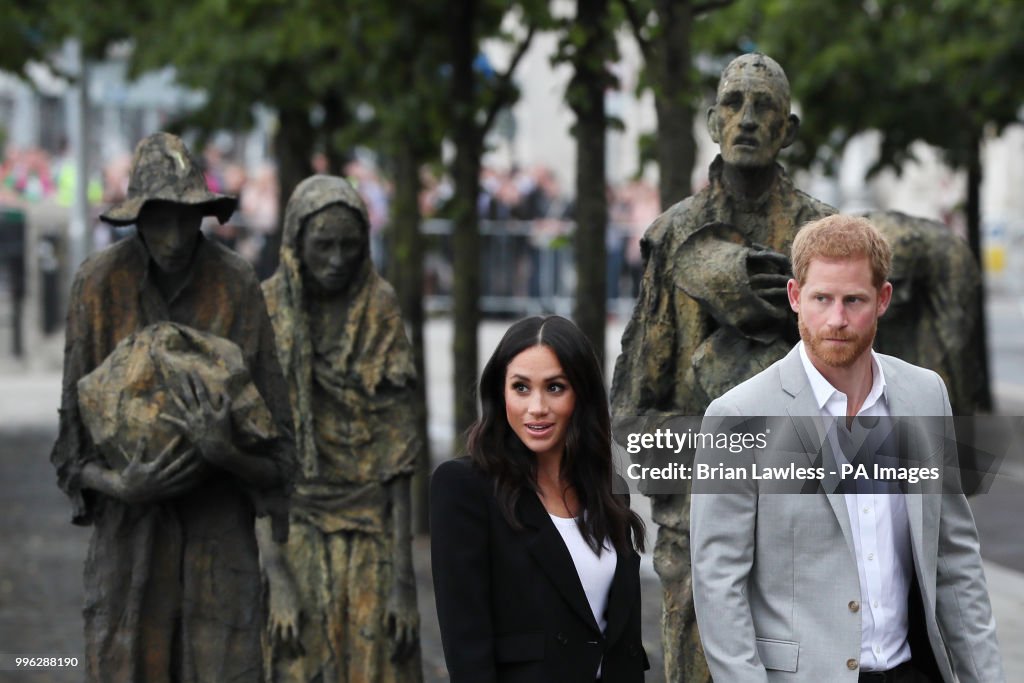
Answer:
430, 457, 649, 683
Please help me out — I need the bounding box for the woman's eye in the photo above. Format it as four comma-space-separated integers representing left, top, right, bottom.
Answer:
512, 382, 528, 393
548, 382, 566, 393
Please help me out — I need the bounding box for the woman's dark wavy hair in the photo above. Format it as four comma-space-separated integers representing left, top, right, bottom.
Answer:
466, 315, 645, 554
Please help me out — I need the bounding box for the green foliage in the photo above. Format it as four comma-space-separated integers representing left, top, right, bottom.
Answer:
635, 130, 657, 177
696, 0, 1024, 174
1, 0, 554, 173
0, 2, 47, 75
555, 1, 620, 123
0, 0, 104, 77
0, 0, 469, 170
623, 1, 731, 109
122, 0, 357, 134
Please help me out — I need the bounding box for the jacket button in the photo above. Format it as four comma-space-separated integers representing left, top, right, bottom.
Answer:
846, 658, 859, 670
848, 600, 860, 613
556, 632, 568, 645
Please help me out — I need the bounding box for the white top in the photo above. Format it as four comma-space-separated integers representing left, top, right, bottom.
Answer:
548, 513, 618, 634
798, 341, 913, 672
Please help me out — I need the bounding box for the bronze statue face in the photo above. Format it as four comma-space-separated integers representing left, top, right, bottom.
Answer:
709, 54, 797, 169
711, 74, 793, 168
136, 201, 204, 274
300, 204, 367, 293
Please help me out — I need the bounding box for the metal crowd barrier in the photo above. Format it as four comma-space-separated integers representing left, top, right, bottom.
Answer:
418, 218, 637, 317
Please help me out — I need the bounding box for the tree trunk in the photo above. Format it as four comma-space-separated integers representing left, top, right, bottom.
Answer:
389, 143, 431, 534
267, 107, 316, 278
653, 0, 696, 209
571, 0, 611, 369
451, 0, 482, 440
966, 132, 992, 412
321, 92, 351, 174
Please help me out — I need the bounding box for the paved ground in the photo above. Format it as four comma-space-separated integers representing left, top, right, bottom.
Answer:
0, 422, 665, 683
2, 309, 1022, 681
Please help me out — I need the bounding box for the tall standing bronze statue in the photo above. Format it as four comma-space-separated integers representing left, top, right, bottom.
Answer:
257, 175, 423, 683
612, 53, 983, 681
50, 132, 296, 682
612, 54, 833, 681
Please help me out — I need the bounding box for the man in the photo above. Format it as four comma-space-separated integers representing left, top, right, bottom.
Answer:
690, 214, 1004, 682
50, 132, 295, 682
611, 53, 834, 680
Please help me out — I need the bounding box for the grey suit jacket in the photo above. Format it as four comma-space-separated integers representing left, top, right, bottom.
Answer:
690, 345, 1004, 682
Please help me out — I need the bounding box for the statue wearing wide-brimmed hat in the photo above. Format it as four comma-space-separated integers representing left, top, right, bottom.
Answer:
100, 131, 236, 226
51, 131, 296, 683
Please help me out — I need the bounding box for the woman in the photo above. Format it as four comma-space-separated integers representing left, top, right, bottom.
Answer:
256, 175, 422, 682
431, 316, 648, 682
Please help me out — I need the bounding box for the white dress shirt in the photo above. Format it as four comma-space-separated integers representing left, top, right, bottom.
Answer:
548, 514, 617, 633
798, 342, 913, 672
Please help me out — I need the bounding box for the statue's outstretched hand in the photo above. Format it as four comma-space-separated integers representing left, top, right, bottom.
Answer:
387, 575, 420, 662
267, 571, 304, 660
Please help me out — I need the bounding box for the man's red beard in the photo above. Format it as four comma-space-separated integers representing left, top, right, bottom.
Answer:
798, 315, 876, 368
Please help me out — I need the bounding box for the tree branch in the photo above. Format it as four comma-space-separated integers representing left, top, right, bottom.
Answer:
693, 0, 734, 17
482, 24, 536, 134
621, 0, 652, 61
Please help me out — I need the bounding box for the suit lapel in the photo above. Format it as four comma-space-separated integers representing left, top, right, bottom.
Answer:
603, 546, 639, 648
780, 347, 827, 465
518, 491, 602, 634
905, 486, 925, 580
780, 347, 857, 557
881, 357, 916, 425
877, 357, 932, 579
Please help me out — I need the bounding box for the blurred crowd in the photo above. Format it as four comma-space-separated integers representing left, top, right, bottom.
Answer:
1, 144, 104, 207
421, 162, 661, 303
2, 142, 660, 305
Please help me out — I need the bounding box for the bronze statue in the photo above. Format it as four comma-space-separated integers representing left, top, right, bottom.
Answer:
257, 174, 423, 682
611, 54, 834, 682
612, 54, 984, 682
864, 210, 982, 416
50, 132, 296, 682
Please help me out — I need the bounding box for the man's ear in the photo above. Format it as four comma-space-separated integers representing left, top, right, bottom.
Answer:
707, 106, 721, 144
782, 113, 800, 149
787, 278, 801, 313
876, 281, 893, 318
